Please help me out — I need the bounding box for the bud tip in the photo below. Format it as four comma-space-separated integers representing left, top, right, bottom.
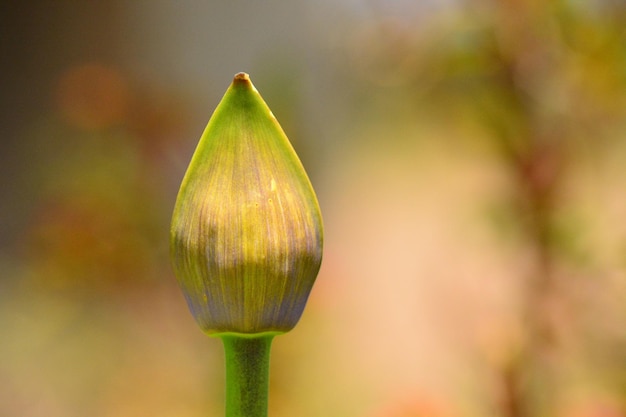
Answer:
233, 72, 251, 84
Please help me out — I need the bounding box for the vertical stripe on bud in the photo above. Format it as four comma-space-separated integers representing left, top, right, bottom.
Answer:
170, 73, 323, 335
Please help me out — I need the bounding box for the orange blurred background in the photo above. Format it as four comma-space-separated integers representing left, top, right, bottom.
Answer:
1, 2, 625, 417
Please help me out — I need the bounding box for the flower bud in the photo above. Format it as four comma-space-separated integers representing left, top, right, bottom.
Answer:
170, 73, 323, 335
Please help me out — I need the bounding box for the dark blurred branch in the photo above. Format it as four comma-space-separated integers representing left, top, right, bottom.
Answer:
351, 0, 626, 413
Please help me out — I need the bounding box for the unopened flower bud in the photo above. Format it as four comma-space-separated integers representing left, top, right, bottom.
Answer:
170, 73, 323, 335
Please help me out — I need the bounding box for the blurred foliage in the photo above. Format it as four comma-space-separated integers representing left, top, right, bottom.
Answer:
16, 63, 182, 291
342, 1, 626, 416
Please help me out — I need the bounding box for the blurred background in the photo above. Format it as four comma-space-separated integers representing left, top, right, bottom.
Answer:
1, 1, 625, 416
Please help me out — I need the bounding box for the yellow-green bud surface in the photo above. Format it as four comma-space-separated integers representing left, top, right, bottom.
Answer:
170, 73, 323, 335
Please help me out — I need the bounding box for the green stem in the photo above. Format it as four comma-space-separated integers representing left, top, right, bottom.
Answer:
220, 333, 275, 417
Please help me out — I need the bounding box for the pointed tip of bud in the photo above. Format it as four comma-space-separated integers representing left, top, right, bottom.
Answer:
233, 72, 251, 84
233, 72, 250, 82
231, 72, 258, 94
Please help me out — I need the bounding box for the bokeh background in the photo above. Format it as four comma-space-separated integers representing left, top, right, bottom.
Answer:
1, 1, 625, 417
